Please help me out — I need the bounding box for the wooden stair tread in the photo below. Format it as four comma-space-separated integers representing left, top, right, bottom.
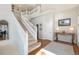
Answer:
28, 42, 41, 53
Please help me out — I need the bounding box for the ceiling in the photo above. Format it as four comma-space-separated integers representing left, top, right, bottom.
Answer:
13, 4, 78, 12
40, 4, 78, 12
14, 4, 40, 11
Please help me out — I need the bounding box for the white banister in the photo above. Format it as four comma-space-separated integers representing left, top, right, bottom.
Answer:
21, 12, 37, 32
13, 11, 37, 40
21, 14, 37, 40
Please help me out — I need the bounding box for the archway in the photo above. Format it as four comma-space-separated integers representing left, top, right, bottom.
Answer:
0, 20, 9, 40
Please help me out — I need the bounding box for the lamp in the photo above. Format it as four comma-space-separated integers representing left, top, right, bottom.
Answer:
69, 27, 74, 33
56, 27, 60, 32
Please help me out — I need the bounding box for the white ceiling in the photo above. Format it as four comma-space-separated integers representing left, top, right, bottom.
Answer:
40, 4, 78, 12
14, 4, 39, 11
14, 4, 78, 12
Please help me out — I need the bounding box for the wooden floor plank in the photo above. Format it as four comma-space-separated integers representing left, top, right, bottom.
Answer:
28, 39, 51, 55
73, 44, 79, 55
28, 39, 79, 55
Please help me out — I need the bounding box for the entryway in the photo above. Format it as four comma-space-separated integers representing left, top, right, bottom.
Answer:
36, 24, 42, 40
0, 20, 9, 40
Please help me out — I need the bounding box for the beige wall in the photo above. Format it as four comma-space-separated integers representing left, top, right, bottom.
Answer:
54, 7, 77, 32
54, 7, 78, 43
0, 4, 28, 54
31, 12, 54, 41
31, 5, 79, 43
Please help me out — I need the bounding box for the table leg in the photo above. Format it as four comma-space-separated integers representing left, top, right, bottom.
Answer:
56, 33, 58, 41
72, 34, 75, 44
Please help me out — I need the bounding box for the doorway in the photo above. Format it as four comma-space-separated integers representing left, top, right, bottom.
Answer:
36, 24, 39, 40
36, 24, 42, 40
0, 20, 9, 40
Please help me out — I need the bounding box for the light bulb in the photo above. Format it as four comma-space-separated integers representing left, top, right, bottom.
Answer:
69, 27, 74, 31
56, 27, 59, 31
69, 27, 74, 33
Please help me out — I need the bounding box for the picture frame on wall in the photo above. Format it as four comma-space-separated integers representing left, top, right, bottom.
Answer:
58, 18, 71, 26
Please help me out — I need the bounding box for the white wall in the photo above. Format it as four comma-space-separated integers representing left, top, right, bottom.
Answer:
54, 7, 78, 43
11, 5, 28, 55
31, 11, 54, 41
0, 4, 15, 44
0, 4, 28, 55
76, 6, 79, 47
11, 11, 28, 55
30, 6, 78, 43
77, 16, 79, 47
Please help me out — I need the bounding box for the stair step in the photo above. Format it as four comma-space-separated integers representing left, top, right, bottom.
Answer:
28, 42, 41, 53
28, 34, 32, 37
28, 40, 37, 46
28, 32, 34, 39
28, 37, 34, 41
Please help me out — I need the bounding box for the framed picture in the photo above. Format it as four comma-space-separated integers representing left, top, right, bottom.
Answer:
58, 18, 71, 26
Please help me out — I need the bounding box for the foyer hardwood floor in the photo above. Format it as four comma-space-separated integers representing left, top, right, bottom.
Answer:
28, 39, 51, 55
73, 44, 79, 55
28, 39, 79, 55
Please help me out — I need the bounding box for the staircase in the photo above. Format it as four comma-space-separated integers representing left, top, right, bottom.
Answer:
28, 30, 41, 53
21, 12, 41, 53
13, 10, 41, 54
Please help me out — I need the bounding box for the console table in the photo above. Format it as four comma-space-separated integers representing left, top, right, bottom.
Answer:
55, 32, 75, 44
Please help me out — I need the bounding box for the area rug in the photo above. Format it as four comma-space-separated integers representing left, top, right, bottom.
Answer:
36, 49, 56, 55
44, 41, 74, 55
